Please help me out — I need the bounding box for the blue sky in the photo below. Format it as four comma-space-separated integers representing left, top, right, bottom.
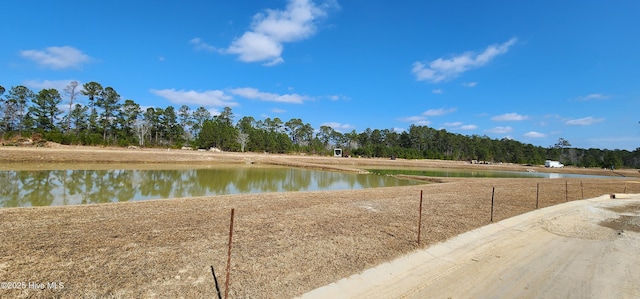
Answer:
2, 0, 639, 150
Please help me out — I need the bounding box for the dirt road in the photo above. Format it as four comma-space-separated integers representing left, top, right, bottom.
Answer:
301, 194, 640, 299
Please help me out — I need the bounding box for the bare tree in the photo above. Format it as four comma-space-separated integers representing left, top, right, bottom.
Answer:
236, 131, 249, 152
133, 119, 151, 146
63, 81, 80, 133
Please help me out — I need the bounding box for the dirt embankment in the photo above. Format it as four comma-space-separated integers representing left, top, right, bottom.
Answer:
2, 146, 638, 178
1, 146, 639, 298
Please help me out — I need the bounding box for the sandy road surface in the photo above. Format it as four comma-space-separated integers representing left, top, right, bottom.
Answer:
302, 194, 640, 299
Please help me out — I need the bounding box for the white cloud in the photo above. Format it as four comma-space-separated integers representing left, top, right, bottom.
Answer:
399, 116, 425, 122
460, 124, 478, 130
22, 79, 82, 93
432, 89, 444, 94
399, 116, 431, 126
327, 94, 350, 101
224, 0, 336, 66
491, 112, 529, 121
524, 131, 546, 138
229, 87, 307, 103
209, 108, 222, 116
422, 107, 457, 117
565, 116, 604, 126
271, 108, 286, 113
444, 121, 476, 130
321, 122, 354, 132
412, 37, 517, 83
190, 38, 218, 52
228, 32, 284, 65
150, 89, 237, 107
486, 126, 513, 134
577, 93, 610, 101
20, 46, 92, 70
463, 81, 478, 87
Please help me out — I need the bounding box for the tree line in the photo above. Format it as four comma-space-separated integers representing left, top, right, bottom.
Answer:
1, 82, 639, 168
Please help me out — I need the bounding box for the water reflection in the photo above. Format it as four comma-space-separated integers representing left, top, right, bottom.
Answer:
0, 166, 419, 207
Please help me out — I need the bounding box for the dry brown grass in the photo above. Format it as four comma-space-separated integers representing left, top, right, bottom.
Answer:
1, 147, 639, 298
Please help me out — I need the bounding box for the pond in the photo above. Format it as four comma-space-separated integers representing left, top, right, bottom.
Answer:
367, 168, 619, 179
0, 165, 422, 208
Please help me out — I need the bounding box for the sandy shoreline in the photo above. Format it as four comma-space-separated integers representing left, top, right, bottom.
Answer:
1, 146, 639, 298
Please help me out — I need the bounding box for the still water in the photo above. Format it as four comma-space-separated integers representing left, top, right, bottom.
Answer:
0, 165, 420, 208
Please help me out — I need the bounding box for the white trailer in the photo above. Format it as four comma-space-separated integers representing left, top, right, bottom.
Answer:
545, 160, 564, 168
